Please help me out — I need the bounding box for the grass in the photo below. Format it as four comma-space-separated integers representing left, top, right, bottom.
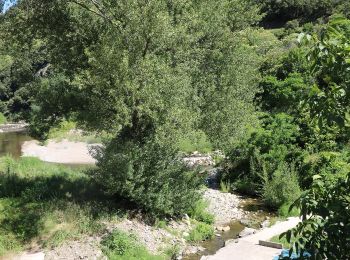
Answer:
0, 156, 125, 257
220, 180, 231, 193
188, 200, 215, 225
0, 113, 7, 125
101, 230, 165, 260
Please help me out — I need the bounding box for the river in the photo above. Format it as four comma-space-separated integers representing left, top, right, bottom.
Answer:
0, 131, 32, 158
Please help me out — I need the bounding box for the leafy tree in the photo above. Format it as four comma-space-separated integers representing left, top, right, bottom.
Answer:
281, 174, 350, 259
4, 0, 262, 216
304, 16, 350, 127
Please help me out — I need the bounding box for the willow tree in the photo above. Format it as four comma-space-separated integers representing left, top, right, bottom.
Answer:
6, 0, 261, 216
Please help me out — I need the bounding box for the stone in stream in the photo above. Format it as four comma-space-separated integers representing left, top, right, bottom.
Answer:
238, 227, 257, 237
260, 219, 270, 228
215, 226, 230, 232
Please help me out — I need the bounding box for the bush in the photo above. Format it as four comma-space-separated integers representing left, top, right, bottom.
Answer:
92, 137, 204, 217
101, 230, 164, 260
187, 223, 214, 242
0, 113, 7, 125
277, 203, 299, 217
263, 163, 301, 209
224, 113, 302, 196
188, 200, 215, 225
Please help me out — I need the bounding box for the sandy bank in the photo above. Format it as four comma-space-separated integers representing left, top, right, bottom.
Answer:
22, 139, 99, 164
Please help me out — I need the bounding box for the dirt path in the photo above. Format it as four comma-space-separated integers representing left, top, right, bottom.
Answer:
204, 217, 300, 260
22, 140, 99, 164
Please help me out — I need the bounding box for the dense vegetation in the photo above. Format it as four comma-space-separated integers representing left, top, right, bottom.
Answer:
0, 0, 349, 259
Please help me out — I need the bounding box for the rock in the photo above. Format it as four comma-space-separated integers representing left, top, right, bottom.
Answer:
216, 226, 230, 232
260, 220, 270, 228
216, 226, 224, 231
222, 226, 230, 232
203, 189, 244, 225
238, 227, 257, 238
182, 232, 189, 237
183, 214, 191, 226
240, 219, 253, 226
184, 246, 204, 255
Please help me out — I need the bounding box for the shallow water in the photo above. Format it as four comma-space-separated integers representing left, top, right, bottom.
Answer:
0, 131, 32, 158
183, 196, 276, 260
0, 132, 94, 168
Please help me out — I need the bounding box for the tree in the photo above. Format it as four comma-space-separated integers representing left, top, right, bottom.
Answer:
5, 0, 262, 215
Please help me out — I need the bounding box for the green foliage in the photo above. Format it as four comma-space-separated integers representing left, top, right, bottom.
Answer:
277, 203, 299, 218
187, 200, 215, 225
101, 230, 164, 260
303, 16, 350, 127
178, 131, 212, 154
281, 174, 350, 259
220, 180, 231, 193
92, 137, 204, 217
300, 151, 350, 188
263, 163, 301, 209
225, 113, 302, 195
1, 0, 265, 219
270, 234, 291, 249
187, 223, 214, 242
0, 113, 6, 124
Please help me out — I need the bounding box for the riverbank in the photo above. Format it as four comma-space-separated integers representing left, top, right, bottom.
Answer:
21, 140, 98, 164
0, 123, 28, 133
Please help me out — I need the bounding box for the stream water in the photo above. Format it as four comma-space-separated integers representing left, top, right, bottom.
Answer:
0, 131, 32, 158
183, 197, 275, 260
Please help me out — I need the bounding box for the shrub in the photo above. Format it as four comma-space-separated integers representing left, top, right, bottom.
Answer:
188, 200, 215, 225
277, 203, 299, 217
224, 113, 302, 196
92, 137, 203, 217
263, 163, 301, 209
187, 223, 214, 242
101, 230, 164, 260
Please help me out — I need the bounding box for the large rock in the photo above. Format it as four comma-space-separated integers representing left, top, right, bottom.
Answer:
238, 227, 257, 238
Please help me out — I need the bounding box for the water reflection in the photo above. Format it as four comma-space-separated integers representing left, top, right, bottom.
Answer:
0, 131, 32, 158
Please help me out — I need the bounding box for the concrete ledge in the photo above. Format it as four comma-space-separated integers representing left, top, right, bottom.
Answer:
259, 240, 283, 249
